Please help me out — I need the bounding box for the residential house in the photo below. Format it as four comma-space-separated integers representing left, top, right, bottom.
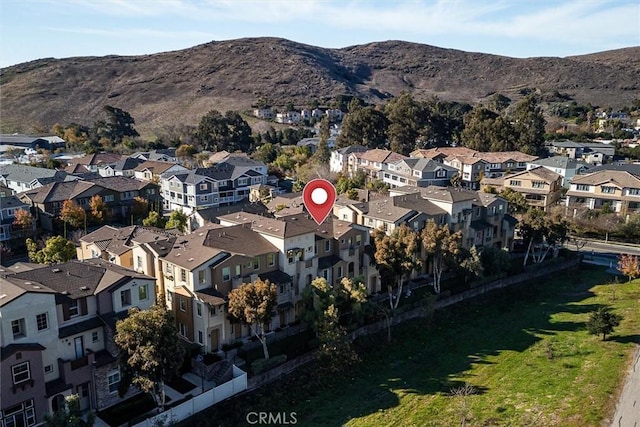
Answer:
329, 145, 367, 175
160, 160, 267, 215
481, 166, 563, 211
130, 149, 178, 164
0, 195, 32, 242
253, 108, 274, 120
565, 169, 640, 215
296, 137, 336, 154
349, 149, 408, 180
275, 112, 302, 125
0, 164, 77, 194
159, 223, 285, 352
0, 260, 156, 422
217, 211, 374, 297
548, 140, 615, 165
133, 160, 187, 183
64, 153, 124, 174
382, 158, 458, 188
191, 200, 271, 229
97, 157, 145, 177
18, 177, 161, 231
526, 156, 592, 187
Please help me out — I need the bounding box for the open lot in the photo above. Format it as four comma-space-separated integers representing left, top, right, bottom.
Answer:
185, 265, 640, 426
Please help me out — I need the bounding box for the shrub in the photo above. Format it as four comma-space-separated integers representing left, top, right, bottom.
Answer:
251, 354, 287, 375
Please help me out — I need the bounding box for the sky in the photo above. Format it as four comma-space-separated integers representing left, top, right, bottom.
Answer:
1, 0, 639, 68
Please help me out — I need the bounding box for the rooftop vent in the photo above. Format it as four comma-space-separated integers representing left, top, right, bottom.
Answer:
33, 285, 41, 289
24, 282, 32, 285
80, 286, 89, 291
188, 258, 194, 262
52, 268, 61, 273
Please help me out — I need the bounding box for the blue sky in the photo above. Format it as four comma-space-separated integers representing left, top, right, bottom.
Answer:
1, 0, 638, 68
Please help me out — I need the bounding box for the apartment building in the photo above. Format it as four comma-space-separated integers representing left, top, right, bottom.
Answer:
329, 145, 367, 175
565, 169, 640, 215
481, 166, 563, 211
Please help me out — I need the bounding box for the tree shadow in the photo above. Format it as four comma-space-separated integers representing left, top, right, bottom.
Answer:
609, 334, 640, 344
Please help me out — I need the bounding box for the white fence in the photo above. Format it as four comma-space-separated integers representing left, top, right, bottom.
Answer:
132, 366, 247, 427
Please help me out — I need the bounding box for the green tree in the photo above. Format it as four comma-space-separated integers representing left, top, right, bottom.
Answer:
421, 220, 462, 293
586, 307, 622, 340
480, 246, 512, 276
253, 142, 280, 164
512, 94, 546, 155
499, 188, 529, 215
336, 106, 389, 149
44, 394, 94, 427
27, 236, 76, 264
227, 279, 277, 360
519, 208, 568, 265
487, 93, 512, 113
316, 304, 359, 374
165, 210, 188, 233
373, 224, 421, 311
461, 107, 516, 152
385, 92, 426, 155
115, 305, 185, 410
196, 110, 253, 153
93, 105, 139, 146
460, 245, 483, 283
314, 117, 331, 164
143, 211, 166, 228
131, 196, 150, 223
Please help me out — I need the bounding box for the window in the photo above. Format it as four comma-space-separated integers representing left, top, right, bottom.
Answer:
436, 169, 447, 178
36, 313, 48, 331
222, 267, 231, 281
235, 265, 241, 277
180, 268, 187, 282
509, 180, 521, 186
104, 194, 115, 202
68, 300, 79, 317
179, 323, 187, 337
138, 284, 148, 301
267, 253, 275, 267
199, 270, 206, 284
356, 234, 362, 246
246, 260, 252, 268
253, 258, 260, 270
136, 256, 142, 270
198, 330, 203, 344
576, 184, 590, 191
238, 178, 248, 186
179, 298, 187, 312
92, 331, 99, 343
2, 399, 36, 427
601, 186, 616, 194
337, 266, 343, 278
11, 318, 26, 339
12, 362, 30, 384
44, 364, 53, 374
325, 241, 331, 252
532, 181, 545, 189
629, 188, 640, 196
197, 303, 202, 317
120, 289, 131, 307
199, 183, 208, 191
108, 372, 120, 393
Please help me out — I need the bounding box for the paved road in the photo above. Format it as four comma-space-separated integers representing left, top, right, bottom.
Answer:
611, 346, 640, 427
569, 238, 640, 256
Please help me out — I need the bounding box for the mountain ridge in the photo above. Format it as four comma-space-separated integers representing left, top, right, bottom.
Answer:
1, 37, 638, 136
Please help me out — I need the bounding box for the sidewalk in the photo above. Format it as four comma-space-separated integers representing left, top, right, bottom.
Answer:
611, 345, 640, 427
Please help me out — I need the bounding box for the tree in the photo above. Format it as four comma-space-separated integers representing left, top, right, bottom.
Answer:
27, 236, 76, 264
314, 117, 331, 164
115, 305, 185, 410
373, 224, 421, 311
44, 394, 94, 427
511, 94, 546, 155
228, 279, 277, 359
586, 307, 622, 340
60, 199, 86, 229
316, 304, 359, 374
89, 195, 109, 224
421, 221, 462, 293
165, 209, 188, 233
336, 106, 388, 149
196, 110, 252, 153
480, 246, 511, 276
618, 254, 640, 282
385, 92, 426, 155
519, 209, 568, 266
12, 208, 33, 233
302, 277, 367, 332
131, 196, 150, 223
175, 143, 197, 159
461, 106, 516, 152
460, 245, 483, 283
143, 211, 166, 228
94, 105, 139, 146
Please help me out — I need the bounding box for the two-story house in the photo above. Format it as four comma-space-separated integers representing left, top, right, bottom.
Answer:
526, 156, 592, 187
0, 260, 156, 422
481, 166, 563, 211
133, 160, 188, 183
382, 158, 457, 188
0, 164, 77, 194
0, 194, 32, 242
97, 157, 145, 178
349, 149, 408, 181
329, 145, 368, 175
64, 153, 125, 175
565, 169, 640, 215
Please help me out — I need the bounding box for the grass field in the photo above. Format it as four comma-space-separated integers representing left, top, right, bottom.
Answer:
185, 265, 640, 426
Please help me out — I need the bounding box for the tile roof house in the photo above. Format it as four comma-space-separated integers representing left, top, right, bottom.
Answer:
481, 166, 563, 211
526, 156, 592, 187
565, 169, 640, 215
63, 153, 125, 174
0, 259, 156, 420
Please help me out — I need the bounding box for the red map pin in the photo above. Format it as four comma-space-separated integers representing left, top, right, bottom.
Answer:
302, 179, 337, 225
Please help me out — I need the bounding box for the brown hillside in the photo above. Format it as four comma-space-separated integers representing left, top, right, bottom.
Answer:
1, 38, 638, 137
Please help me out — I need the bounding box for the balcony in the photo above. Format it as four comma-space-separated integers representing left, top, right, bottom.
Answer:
70, 355, 89, 370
